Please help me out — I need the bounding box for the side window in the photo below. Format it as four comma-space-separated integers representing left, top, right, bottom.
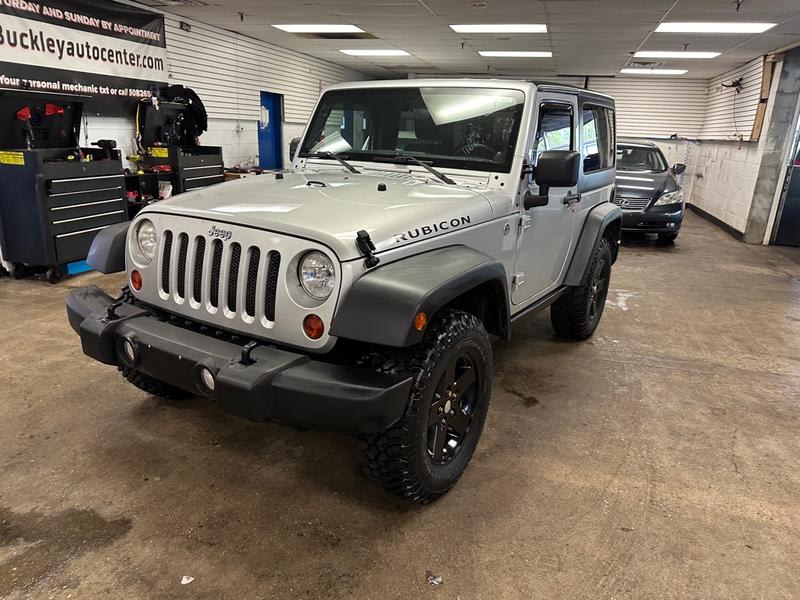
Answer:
528, 102, 573, 184
581, 104, 615, 173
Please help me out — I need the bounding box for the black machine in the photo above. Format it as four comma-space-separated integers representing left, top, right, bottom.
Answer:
0, 94, 127, 282
133, 86, 223, 194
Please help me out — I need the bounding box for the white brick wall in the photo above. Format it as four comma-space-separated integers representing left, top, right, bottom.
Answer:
687, 141, 763, 232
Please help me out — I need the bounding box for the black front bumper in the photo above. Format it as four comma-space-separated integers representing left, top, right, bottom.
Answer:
66, 286, 412, 434
621, 206, 683, 233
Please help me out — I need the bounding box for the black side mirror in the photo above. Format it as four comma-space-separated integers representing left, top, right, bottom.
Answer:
535, 150, 581, 188
523, 150, 580, 209
289, 137, 301, 160
672, 163, 687, 175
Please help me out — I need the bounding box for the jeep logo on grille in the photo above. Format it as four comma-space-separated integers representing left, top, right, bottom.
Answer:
208, 225, 232, 241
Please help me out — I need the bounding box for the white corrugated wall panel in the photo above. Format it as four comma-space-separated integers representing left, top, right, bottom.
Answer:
699, 57, 764, 140
163, 16, 365, 124
587, 78, 708, 139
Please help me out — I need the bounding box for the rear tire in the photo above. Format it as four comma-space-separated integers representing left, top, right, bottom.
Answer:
550, 236, 612, 340
120, 367, 193, 400
357, 309, 492, 504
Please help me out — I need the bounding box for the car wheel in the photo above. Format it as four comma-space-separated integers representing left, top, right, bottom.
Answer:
658, 232, 678, 243
550, 236, 612, 340
358, 309, 492, 504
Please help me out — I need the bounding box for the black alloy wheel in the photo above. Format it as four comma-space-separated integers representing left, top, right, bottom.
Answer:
427, 352, 479, 464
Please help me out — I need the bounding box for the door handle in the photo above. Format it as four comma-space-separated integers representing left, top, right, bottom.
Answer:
562, 192, 581, 206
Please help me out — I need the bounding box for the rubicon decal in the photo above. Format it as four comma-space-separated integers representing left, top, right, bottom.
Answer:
394, 216, 471, 243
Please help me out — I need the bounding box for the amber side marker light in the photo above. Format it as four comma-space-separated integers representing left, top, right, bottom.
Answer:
131, 270, 142, 291
414, 311, 427, 331
303, 314, 325, 340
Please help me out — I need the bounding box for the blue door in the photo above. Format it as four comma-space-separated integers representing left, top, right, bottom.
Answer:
258, 91, 284, 170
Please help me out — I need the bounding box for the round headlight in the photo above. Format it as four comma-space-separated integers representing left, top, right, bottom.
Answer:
136, 219, 157, 262
298, 251, 336, 300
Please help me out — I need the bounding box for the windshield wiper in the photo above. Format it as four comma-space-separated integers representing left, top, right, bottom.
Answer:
383, 153, 456, 185
305, 151, 360, 174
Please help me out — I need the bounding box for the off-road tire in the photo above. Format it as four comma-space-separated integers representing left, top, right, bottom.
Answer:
658, 232, 678, 243
120, 367, 194, 400
357, 309, 492, 504
550, 236, 612, 340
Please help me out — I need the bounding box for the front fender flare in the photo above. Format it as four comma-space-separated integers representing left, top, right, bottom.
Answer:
331, 246, 509, 347
86, 221, 130, 274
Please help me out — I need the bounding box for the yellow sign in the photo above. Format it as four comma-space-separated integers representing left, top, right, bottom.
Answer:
0, 151, 25, 166
149, 147, 169, 158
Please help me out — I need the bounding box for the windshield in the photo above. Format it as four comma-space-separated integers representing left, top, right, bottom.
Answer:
616, 145, 668, 172
300, 87, 526, 173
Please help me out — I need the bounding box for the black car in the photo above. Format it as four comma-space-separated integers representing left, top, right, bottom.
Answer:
613, 139, 686, 242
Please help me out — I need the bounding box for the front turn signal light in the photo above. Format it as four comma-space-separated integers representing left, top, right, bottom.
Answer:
303, 314, 325, 340
131, 270, 142, 291
414, 311, 428, 331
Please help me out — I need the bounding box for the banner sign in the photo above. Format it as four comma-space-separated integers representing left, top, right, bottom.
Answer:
0, 0, 168, 103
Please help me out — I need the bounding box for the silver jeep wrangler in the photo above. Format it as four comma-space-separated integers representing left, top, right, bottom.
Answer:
67, 79, 621, 503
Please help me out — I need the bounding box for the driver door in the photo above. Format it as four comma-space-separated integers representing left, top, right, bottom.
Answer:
511, 94, 578, 305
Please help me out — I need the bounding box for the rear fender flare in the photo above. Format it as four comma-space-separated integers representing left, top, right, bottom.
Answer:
563, 202, 622, 287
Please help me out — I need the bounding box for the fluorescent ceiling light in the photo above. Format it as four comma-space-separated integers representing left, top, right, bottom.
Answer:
655, 22, 776, 34
339, 49, 410, 56
272, 24, 364, 33
621, 68, 688, 75
635, 51, 720, 59
450, 24, 547, 33
479, 51, 552, 57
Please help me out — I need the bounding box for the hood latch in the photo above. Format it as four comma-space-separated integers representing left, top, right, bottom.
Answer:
356, 230, 380, 269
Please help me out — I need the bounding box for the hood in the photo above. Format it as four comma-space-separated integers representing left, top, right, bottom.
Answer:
143, 171, 494, 261
615, 170, 679, 200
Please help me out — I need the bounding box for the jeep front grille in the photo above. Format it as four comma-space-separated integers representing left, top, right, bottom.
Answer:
159, 229, 282, 324
613, 197, 650, 211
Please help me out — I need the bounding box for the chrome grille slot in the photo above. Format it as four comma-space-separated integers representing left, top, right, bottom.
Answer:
192, 237, 206, 303
265, 251, 281, 323
161, 230, 173, 294
245, 247, 261, 317
176, 233, 189, 299
227, 243, 242, 313
210, 239, 223, 308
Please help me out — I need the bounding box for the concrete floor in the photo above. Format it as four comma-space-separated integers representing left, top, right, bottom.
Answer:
1, 211, 799, 599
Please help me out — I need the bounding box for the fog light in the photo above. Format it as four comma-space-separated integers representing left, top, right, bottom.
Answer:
303, 314, 325, 340
199, 367, 215, 392
131, 269, 142, 290
122, 339, 136, 363
666, 222, 676, 228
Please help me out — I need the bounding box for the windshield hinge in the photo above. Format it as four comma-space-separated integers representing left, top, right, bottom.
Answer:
518, 215, 532, 234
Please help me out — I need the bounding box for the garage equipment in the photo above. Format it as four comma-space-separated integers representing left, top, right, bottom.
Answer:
0, 96, 127, 282
133, 87, 223, 194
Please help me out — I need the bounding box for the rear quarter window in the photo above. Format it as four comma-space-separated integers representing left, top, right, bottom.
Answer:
581, 104, 615, 173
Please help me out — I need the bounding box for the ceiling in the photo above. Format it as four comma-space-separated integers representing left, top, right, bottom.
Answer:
145, 0, 800, 79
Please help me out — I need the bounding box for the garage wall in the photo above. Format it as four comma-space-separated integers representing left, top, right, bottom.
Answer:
588, 78, 708, 139
699, 57, 765, 141
84, 7, 365, 169
618, 58, 772, 234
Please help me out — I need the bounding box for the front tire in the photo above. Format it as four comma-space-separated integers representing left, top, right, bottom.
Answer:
120, 367, 193, 400
550, 236, 612, 340
358, 310, 492, 504
658, 232, 678, 243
